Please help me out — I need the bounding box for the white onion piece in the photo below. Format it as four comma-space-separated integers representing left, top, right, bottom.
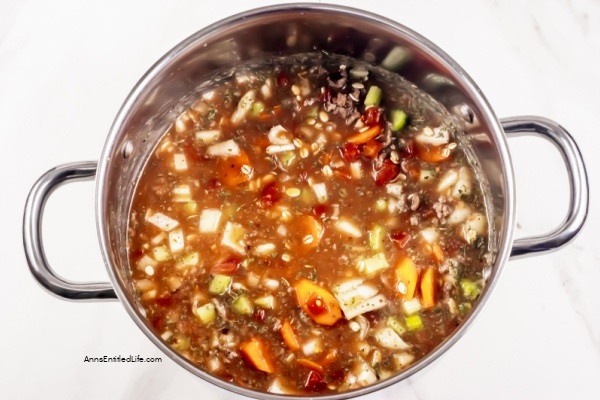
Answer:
206, 140, 241, 157
415, 126, 450, 146
340, 294, 387, 320
253, 243, 276, 256
268, 378, 295, 394
220, 222, 246, 254
146, 212, 179, 231
420, 227, 439, 243
374, 327, 411, 350
402, 298, 422, 315
230, 90, 255, 126
447, 203, 471, 225
168, 229, 184, 253
335, 218, 362, 238
173, 153, 188, 171
465, 212, 487, 235
393, 353, 416, 369
452, 166, 472, 198
311, 182, 328, 203
199, 209, 222, 233
302, 337, 323, 356
195, 129, 221, 144
266, 143, 295, 154
385, 183, 403, 198
353, 358, 378, 386
437, 170, 458, 192
268, 125, 291, 145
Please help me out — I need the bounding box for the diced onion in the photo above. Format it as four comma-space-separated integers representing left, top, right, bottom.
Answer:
268, 125, 291, 145
374, 327, 411, 350
311, 182, 328, 204
302, 337, 323, 356
447, 203, 471, 225
452, 166, 472, 198
350, 162, 363, 179
356, 253, 389, 277
393, 353, 416, 369
168, 229, 185, 253
402, 298, 422, 315
199, 209, 222, 233
334, 218, 362, 238
195, 129, 221, 144
385, 183, 403, 198
437, 170, 458, 192
253, 243, 276, 256
146, 212, 179, 231
266, 143, 295, 154
206, 140, 241, 157
230, 90, 256, 126
420, 227, 439, 243
220, 222, 246, 254
173, 153, 188, 171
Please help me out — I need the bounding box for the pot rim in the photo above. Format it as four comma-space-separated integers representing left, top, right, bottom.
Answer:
95, 3, 516, 399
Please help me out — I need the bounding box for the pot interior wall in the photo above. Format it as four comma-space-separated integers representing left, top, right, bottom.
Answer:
98, 2, 509, 373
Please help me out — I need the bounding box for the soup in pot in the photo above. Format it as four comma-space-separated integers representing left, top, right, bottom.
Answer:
127, 55, 492, 394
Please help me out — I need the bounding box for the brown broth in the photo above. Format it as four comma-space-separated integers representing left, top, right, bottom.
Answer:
127, 55, 491, 394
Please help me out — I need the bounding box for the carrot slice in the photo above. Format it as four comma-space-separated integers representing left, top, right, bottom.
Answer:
297, 358, 324, 373
420, 267, 437, 309
294, 279, 342, 326
320, 349, 338, 366
280, 320, 300, 351
347, 125, 382, 144
415, 142, 449, 163
290, 215, 324, 254
394, 257, 419, 300
239, 338, 275, 373
362, 139, 382, 159
219, 151, 251, 187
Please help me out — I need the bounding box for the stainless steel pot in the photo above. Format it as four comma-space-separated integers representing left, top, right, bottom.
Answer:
23, 4, 589, 399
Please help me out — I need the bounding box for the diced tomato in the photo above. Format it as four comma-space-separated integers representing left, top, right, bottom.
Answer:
319, 87, 331, 103
390, 231, 411, 248
260, 182, 282, 208
361, 107, 382, 126
362, 140, 382, 159
207, 178, 222, 190
254, 308, 266, 322
306, 293, 328, 316
399, 139, 416, 158
277, 71, 290, 87
374, 160, 399, 186
210, 256, 241, 275
155, 295, 173, 308
340, 142, 361, 162
304, 370, 327, 392
313, 204, 330, 220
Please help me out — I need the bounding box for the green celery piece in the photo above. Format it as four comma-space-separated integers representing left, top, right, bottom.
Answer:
364, 86, 382, 107
209, 274, 231, 295
405, 314, 423, 331
232, 294, 254, 315
460, 279, 482, 301
391, 109, 408, 131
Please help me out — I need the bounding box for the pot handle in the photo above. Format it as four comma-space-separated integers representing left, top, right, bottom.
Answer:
23, 161, 117, 300
501, 116, 589, 259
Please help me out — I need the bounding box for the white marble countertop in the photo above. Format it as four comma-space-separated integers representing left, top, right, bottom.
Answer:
1, 1, 598, 399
